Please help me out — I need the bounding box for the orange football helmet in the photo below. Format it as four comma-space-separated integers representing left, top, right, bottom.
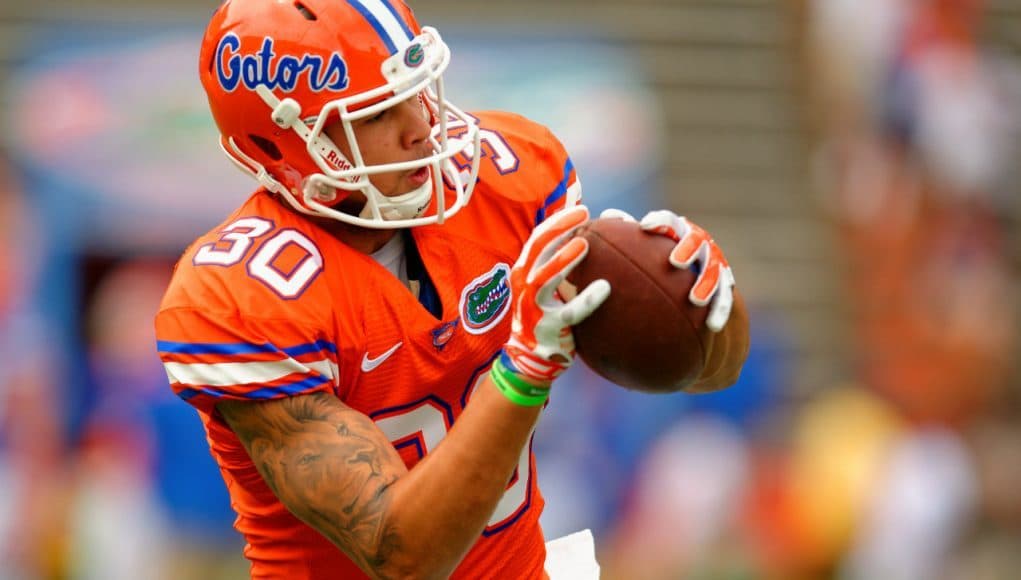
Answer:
199, 0, 481, 228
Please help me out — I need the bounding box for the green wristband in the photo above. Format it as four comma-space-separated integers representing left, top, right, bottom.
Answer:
490, 358, 550, 407
494, 357, 553, 396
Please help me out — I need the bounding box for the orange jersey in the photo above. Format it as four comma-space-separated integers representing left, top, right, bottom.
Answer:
155, 111, 580, 579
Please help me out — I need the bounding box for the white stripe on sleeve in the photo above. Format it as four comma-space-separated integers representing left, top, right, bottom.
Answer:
164, 357, 338, 387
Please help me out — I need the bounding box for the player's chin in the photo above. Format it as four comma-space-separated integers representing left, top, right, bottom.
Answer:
332, 192, 369, 219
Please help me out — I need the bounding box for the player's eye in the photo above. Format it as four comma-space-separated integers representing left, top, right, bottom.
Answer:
365, 109, 388, 123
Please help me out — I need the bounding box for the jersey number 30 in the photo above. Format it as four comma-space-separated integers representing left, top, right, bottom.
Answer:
193, 217, 324, 299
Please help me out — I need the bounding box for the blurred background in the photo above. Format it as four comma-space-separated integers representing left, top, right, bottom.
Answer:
1, 0, 1019, 578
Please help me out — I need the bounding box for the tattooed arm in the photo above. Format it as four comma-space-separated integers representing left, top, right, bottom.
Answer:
217, 379, 542, 580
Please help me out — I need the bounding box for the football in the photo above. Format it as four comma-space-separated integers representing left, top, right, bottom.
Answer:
566, 217, 712, 393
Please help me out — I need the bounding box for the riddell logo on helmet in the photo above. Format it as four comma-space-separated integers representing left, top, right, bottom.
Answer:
324, 149, 353, 172
216, 33, 350, 93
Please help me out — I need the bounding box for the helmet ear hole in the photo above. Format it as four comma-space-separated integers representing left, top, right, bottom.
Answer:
205, 48, 216, 76
248, 134, 283, 161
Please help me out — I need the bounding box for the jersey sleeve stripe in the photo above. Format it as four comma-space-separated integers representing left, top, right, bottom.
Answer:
178, 373, 332, 402
164, 357, 337, 387
157, 341, 279, 356
159, 339, 338, 359
282, 340, 339, 357
534, 157, 577, 225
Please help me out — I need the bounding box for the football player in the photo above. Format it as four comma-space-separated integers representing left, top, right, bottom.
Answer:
155, 0, 749, 578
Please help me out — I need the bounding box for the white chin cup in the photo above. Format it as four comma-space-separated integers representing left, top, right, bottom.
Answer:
359, 174, 433, 222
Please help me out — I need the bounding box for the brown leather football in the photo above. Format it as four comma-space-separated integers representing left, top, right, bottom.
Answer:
566, 217, 712, 393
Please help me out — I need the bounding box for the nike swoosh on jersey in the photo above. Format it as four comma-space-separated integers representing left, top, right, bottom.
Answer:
360, 341, 404, 372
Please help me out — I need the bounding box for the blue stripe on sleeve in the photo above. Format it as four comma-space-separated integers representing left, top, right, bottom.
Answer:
535, 157, 575, 226
159, 340, 338, 358
282, 340, 339, 357
157, 341, 278, 355
178, 374, 332, 402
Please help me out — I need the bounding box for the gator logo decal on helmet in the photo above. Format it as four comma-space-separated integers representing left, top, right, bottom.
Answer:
215, 34, 350, 93
459, 264, 511, 335
404, 43, 425, 68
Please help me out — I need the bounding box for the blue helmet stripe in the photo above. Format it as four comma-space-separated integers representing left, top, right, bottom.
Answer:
378, 0, 415, 40
346, 0, 414, 55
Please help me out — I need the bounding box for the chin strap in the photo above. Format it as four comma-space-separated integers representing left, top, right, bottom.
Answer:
357, 177, 434, 222
220, 136, 288, 196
